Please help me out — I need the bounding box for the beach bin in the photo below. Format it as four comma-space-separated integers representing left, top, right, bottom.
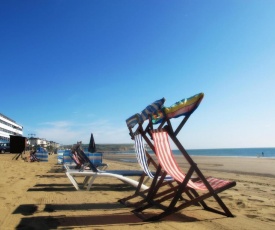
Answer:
63, 150, 76, 167
57, 150, 64, 164
36, 147, 48, 162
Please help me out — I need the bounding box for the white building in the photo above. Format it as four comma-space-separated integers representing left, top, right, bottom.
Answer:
28, 137, 60, 150
28, 137, 47, 147
0, 113, 23, 143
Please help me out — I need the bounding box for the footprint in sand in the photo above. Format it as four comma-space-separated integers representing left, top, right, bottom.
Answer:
225, 196, 234, 201
236, 200, 246, 208
247, 198, 264, 203
246, 214, 258, 219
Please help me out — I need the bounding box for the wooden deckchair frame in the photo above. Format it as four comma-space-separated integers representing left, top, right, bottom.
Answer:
119, 110, 191, 208
118, 127, 176, 207
132, 116, 236, 222
134, 129, 236, 220
120, 94, 206, 209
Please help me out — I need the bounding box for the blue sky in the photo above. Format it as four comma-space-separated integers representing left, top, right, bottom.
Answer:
1, 0, 275, 149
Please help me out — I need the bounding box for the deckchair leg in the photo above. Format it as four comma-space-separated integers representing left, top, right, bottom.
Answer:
119, 188, 150, 207
82, 176, 91, 187
66, 172, 80, 190
132, 171, 170, 213
144, 192, 233, 222
134, 168, 195, 221
118, 173, 148, 206
135, 173, 147, 195
173, 188, 235, 217
186, 188, 209, 208
86, 175, 98, 190
148, 167, 168, 198
125, 167, 163, 208
212, 193, 234, 217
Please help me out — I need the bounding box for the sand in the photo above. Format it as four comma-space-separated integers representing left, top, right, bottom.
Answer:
0, 152, 275, 230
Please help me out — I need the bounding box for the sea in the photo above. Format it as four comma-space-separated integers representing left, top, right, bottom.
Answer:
114, 148, 275, 158
179, 148, 275, 158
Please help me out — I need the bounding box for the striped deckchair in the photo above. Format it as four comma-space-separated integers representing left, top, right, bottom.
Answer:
134, 134, 170, 180
121, 93, 206, 209
123, 93, 236, 221
119, 133, 174, 206
133, 130, 236, 221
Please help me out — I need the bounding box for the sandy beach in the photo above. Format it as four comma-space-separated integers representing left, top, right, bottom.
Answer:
0, 152, 275, 230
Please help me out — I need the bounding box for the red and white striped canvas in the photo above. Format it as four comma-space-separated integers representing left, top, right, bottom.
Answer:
152, 131, 232, 191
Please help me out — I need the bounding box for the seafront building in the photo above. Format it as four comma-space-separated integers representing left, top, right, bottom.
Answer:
0, 113, 23, 143
0, 113, 60, 150
24, 137, 60, 151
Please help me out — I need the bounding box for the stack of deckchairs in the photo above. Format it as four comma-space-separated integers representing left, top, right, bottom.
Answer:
120, 92, 236, 221
64, 135, 147, 191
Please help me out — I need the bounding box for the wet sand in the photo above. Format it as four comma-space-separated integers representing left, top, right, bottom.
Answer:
0, 152, 275, 229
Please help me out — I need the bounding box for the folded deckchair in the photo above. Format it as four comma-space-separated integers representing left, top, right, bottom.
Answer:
65, 137, 147, 191
63, 148, 108, 189
130, 93, 236, 221
84, 133, 108, 169
62, 147, 108, 170
70, 143, 108, 171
